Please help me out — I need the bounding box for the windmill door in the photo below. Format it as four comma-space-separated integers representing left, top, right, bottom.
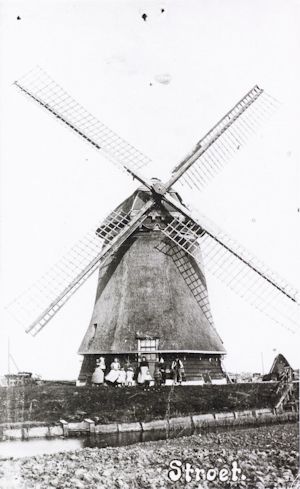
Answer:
138, 338, 159, 377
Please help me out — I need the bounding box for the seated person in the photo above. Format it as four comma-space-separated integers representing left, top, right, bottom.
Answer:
105, 357, 121, 384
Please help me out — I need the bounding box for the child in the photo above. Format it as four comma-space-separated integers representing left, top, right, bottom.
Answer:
143, 370, 151, 391
117, 367, 126, 387
154, 364, 162, 389
126, 366, 134, 386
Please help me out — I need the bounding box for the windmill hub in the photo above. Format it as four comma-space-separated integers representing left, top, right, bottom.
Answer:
150, 178, 167, 197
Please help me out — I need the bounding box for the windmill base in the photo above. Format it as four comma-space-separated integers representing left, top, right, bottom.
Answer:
78, 352, 226, 386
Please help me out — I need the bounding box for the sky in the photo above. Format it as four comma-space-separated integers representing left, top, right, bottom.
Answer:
0, 0, 299, 379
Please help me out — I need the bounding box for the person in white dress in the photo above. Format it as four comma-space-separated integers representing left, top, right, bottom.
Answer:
98, 356, 106, 371
117, 367, 126, 386
91, 365, 104, 385
126, 366, 134, 386
105, 358, 121, 384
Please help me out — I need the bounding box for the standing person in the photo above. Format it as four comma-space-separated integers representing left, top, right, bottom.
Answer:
105, 357, 121, 385
159, 356, 166, 384
154, 363, 162, 389
171, 357, 185, 385
117, 367, 126, 387
91, 363, 104, 386
138, 356, 152, 390
98, 356, 106, 382
126, 366, 134, 386
98, 356, 106, 372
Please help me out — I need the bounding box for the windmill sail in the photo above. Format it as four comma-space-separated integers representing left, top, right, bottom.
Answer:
157, 239, 215, 328
200, 233, 299, 333
14, 67, 152, 179
161, 213, 299, 332
12, 67, 296, 346
7, 202, 154, 336
166, 86, 279, 192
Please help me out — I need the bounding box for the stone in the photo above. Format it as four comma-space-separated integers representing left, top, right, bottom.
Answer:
95, 423, 118, 434
168, 416, 192, 431
118, 422, 142, 433
141, 419, 168, 431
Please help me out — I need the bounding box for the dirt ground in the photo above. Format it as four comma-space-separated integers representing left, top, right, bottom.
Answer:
0, 423, 298, 489
0, 382, 287, 425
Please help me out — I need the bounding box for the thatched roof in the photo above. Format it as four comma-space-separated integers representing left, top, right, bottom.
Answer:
78, 227, 225, 355
269, 353, 291, 375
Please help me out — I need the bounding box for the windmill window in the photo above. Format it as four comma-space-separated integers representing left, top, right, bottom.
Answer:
138, 338, 159, 352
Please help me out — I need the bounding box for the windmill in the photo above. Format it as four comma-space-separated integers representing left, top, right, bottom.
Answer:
8, 67, 299, 384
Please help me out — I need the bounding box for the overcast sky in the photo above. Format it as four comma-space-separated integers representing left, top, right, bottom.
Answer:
0, 0, 299, 379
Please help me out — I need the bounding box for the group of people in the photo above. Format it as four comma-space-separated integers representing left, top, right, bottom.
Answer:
91, 356, 185, 388
154, 357, 185, 386
91, 356, 151, 388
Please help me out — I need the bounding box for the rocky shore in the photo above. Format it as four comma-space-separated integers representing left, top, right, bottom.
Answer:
0, 423, 298, 489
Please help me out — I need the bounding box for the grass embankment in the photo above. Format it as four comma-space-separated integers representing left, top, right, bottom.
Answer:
0, 382, 293, 425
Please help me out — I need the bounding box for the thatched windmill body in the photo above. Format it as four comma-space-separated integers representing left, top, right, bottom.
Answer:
78, 185, 225, 382
9, 68, 299, 384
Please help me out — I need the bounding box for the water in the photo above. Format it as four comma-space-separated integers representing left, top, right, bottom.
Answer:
0, 419, 291, 460
0, 438, 83, 459
0, 428, 192, 459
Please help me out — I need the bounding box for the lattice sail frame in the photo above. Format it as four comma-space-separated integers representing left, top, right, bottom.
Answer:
161, 215, 299, 332
14, 66, 151, 175
168, 86, 279, 192
7, 208, 147, 336
200, 233, 299, 333
156, 239, 216, 329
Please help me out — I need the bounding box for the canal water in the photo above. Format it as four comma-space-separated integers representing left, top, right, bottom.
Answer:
0, 419, 290, 460
0, 428, 192, 459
